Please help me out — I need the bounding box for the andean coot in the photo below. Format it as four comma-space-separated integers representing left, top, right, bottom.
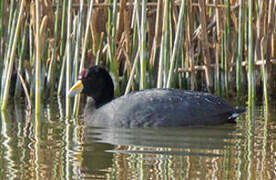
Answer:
68, 66, 245, 127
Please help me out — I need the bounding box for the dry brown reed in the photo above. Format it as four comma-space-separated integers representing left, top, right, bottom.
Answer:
0, 0, 275, 112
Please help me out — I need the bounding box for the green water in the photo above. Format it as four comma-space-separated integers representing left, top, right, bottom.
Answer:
0, 99, 275, 179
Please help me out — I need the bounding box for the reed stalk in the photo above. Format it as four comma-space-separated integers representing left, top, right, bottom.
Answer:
72, 0, 84, 83
15, 22, 28, 98
95, 32, 104, 65
57, 97, 64, 119
59, 0, 68, 58
47, 0, 60, 96
133, 0, 141, 70
224, 0, 231, 96
236, 0, 244, 95
220, 33, 225, 96
166, 0, 186, 88
0, 0, 5, 57
187, 0, 196, 90
244, 5, 248, 64
28, 16, 34, 67
109, 0, 120, 96
106, 1, 112, 48
260, 38, 268, 107
71, 0, 84, 115
1, 0, 24, 111
1, 10, 16, 97
125, 46, 140, 95
65, 0, 72, 118
57, 45, 67, 96
56, 0, 68, 97
223, 27, 228, 96
7, 0, 15, 35
17, 71, 32, 110
149, 0, 162, 66
139, 0, 147, 90
121, 0, 130, 67
34, 0, 41, 115
215, 44, 221, 95
162, 1, 171, 87
266, 0, 275, 96
214, 0, 221, 95
73, 0, 94, 116
198, 0, 213, 92
28, 24, 35, 100
131, 4, 139, 61
110, 0, 117, 59
38, 16, 48, 101
157, 0, 169, 88
247, 0, 255, 107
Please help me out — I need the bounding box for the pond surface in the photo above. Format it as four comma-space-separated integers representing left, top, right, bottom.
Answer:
0, 99, 275, 179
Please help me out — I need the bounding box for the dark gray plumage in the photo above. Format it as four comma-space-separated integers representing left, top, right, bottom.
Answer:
84, 89, 244, 128
69, 66, 245, 128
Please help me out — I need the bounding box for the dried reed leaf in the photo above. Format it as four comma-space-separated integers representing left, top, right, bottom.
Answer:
91, 0, 107, 52
149, 0, 163, 66
39, 15, 48, 54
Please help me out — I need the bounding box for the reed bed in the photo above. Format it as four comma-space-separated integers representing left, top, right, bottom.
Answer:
0, 0, 275, 116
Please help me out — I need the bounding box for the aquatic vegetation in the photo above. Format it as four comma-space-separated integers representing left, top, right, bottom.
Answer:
0, 1, 274, 116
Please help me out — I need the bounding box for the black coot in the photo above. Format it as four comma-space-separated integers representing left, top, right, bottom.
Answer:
68, 66, 245, 128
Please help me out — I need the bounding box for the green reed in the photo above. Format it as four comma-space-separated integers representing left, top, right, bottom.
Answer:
166, 0, 186, 88
1, 0, 24, 110
59, 0, 68, 58
1, 9, 16, 98
73, 0, 94, 116
236, 0, 245, 96
157, 0, 169, 88
247, 0, 255, 107
14, 22, 28, 98
139, 0, 147, 90
0, 1, 274, 116
47, 0, 60, 97
65, 0, 72, 118
0, 0, 5, 57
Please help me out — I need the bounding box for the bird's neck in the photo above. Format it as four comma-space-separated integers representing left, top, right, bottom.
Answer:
84, 97, 97, 115
94, 88, 114, 108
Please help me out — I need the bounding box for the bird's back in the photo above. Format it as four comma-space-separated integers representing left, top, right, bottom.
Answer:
85, 89, 241, 127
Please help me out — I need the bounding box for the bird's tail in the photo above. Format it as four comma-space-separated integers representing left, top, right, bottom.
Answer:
227, 108, 246, 122
235, 108, 246, 114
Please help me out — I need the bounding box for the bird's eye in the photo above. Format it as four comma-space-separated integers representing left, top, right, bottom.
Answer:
79, 69, 88, 80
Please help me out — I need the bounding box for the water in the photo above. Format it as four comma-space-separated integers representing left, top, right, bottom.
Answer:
0, 100, 275, 179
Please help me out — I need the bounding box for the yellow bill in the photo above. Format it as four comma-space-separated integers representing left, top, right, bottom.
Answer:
68, 80, 84, 97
